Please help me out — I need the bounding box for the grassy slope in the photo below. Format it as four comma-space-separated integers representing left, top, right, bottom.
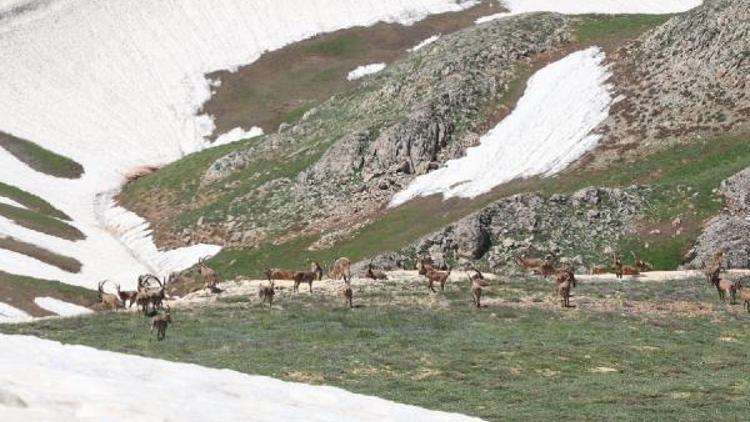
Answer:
0, 131, 83, 179
5, 277, 750, 420
0, 182, 70, 220
0, 271, 97, 317
0, 203, 84, 241
0, 237, 81, 273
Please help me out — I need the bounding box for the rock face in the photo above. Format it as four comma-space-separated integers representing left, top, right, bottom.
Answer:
590, 0, 750, 168
388, 186, 650, 273
689, 167, 750, 269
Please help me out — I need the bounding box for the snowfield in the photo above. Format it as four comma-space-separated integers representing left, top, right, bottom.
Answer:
0, 0, 477, 289
0, 335, 481, 421
391, 47, 613, 206
347, 63, 388, 81
33, 297, 93, 317
476, 0, 702, 23
408, 34, 442, 52
0, 302, 31, 323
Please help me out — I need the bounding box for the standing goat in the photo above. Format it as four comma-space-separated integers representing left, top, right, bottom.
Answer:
198, 257, 218, 290
150, 305, 172, 341
557, 278, 574, 308
97, 280, 123, 310
470, 270, 490, 308
258, 280, 275, 308
703, 250, 724, 285
631, 252, 653, 272
737, 280, 750, 312
714, 277, 738, 304
329, 257, 351, 282
292, 261, 323, 293
343, 278, 353, 309
115, 283, 138, 308
416, 256, 434, 275
514, 254, 555, 277
424, 267, 452, 293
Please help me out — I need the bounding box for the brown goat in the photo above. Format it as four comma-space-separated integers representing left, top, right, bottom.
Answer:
737, 281, 750, 313
198, 256, 218, 289
343, 279, 353, 309
366, 262, 388, 280
258, 280, 275, 307
115, 283, 138, 308
424, 267, 452, 293
557, 278, 573, 308
612, 254, 639, 278
470, 277, 490, 308
150, 305, 172, 341
631, 252, 653, 272
589, 264, 609, 275
703, 250, 724, 285
265, 268, 296, 282
329, 257, 351, 282
416, 256, 434, 275
715, 278, 737, 304
97, 280, 123, 310
292, 261, 323, 293
514, 254, 554, 277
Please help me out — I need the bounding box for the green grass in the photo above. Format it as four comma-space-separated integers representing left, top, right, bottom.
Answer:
304, 33, 363, 58
0, 182, 70, 220
0, 237, 81, 273
5, 277, 750, 420
574, 14, 673, 45
0, 203, 84, 241
0, 271, 97, 317
0, 131, 83, 179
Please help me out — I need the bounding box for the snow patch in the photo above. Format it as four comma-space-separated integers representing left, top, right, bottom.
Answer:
0, 334, 481, 421
33, 297, 92, 317
391, 47, 612, 207
0, 196, 25, 209
477, 0, 702, 23
214, 127, 264, 147
0, 0, 476, 289
0, 302, 31, 323
408, 34, 441, 52
347, 63, 387, 81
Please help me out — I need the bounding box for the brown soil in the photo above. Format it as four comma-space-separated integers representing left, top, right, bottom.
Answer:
201, 1, 504, 138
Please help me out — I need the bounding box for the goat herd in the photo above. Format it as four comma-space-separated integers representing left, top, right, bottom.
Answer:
94, 250, 745, 341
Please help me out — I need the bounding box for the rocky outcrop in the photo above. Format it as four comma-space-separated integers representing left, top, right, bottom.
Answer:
389, 186, 650, 273
688, 167, 750, 269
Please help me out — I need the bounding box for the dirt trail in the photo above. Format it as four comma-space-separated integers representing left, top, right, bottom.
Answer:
577, 269, 750, 283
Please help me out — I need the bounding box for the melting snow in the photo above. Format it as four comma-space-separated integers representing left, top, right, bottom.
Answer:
391, 47, 612, 206
213, 126, 264, 147
347, 63, 388, 81
408, 34, 442, 52
0, 0, 476, 289
0, 196, 25, 209
0, 302, 31, 323
33, 297, 92, 317
0, 334, 481, 421
476, 0, 702, 23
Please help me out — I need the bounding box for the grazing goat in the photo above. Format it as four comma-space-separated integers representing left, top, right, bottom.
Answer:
291, 261, 323, 293
115, 283, 138, 308
514, 254, 554, 277
365, 262, 388, 280
198, 256, 218, 289
97, 280, 123, 310
714, 278, 737, 305
343, 279, 353, 309
150, 305, 172, 341
424, 267, 452, 293
631, 252, 653, 272
258, 280, 275, 307
265, 268, 296, 282
329, 257, 351, 282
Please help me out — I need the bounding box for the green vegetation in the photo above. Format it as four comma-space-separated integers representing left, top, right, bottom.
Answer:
0, 182, 70, 220
304, 33, 363, 58
0, 237, 81, 273
574, 14, 673, 45
0, 203, 84, 241
0, 131, 83, 179
5, 277, 750, 420
0, 271, 97, 317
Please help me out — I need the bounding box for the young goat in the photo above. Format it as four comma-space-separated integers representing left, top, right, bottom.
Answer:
424, 267, 452, 293
365, 262, 388, 280
150, 305, 172, 341
343, 278, 353, 309
258, 280, 275, 308
198, 257, 218, 289
97, 280, 123, 310
714, 278, 738, 305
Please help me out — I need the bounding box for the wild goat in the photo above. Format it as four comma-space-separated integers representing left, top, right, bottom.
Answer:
703, 250, 724, 285
150, 305, 172, 341
555, 266, 577, 289
714, 278, 737, 305
737, 280, 750, 312
416, 256, 434, 275
343, 278, 353, 309
365, 262, 388, 280
258, 280, 275, 307
329, 257, 352, 282
264, 267, 296, 282
631, 252, 653, 272
589, 264, 609, 275
136, 274, 167, 315
115, 283, 138, 308
557, 278, 574, 308
424, 267, 452, 293
470, 278, 490, 308
612, 254, 639, 278
97, 280, 123, 310
198, 256, 218, 289
514, 254, 554, 277
293, 262, 322, 293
